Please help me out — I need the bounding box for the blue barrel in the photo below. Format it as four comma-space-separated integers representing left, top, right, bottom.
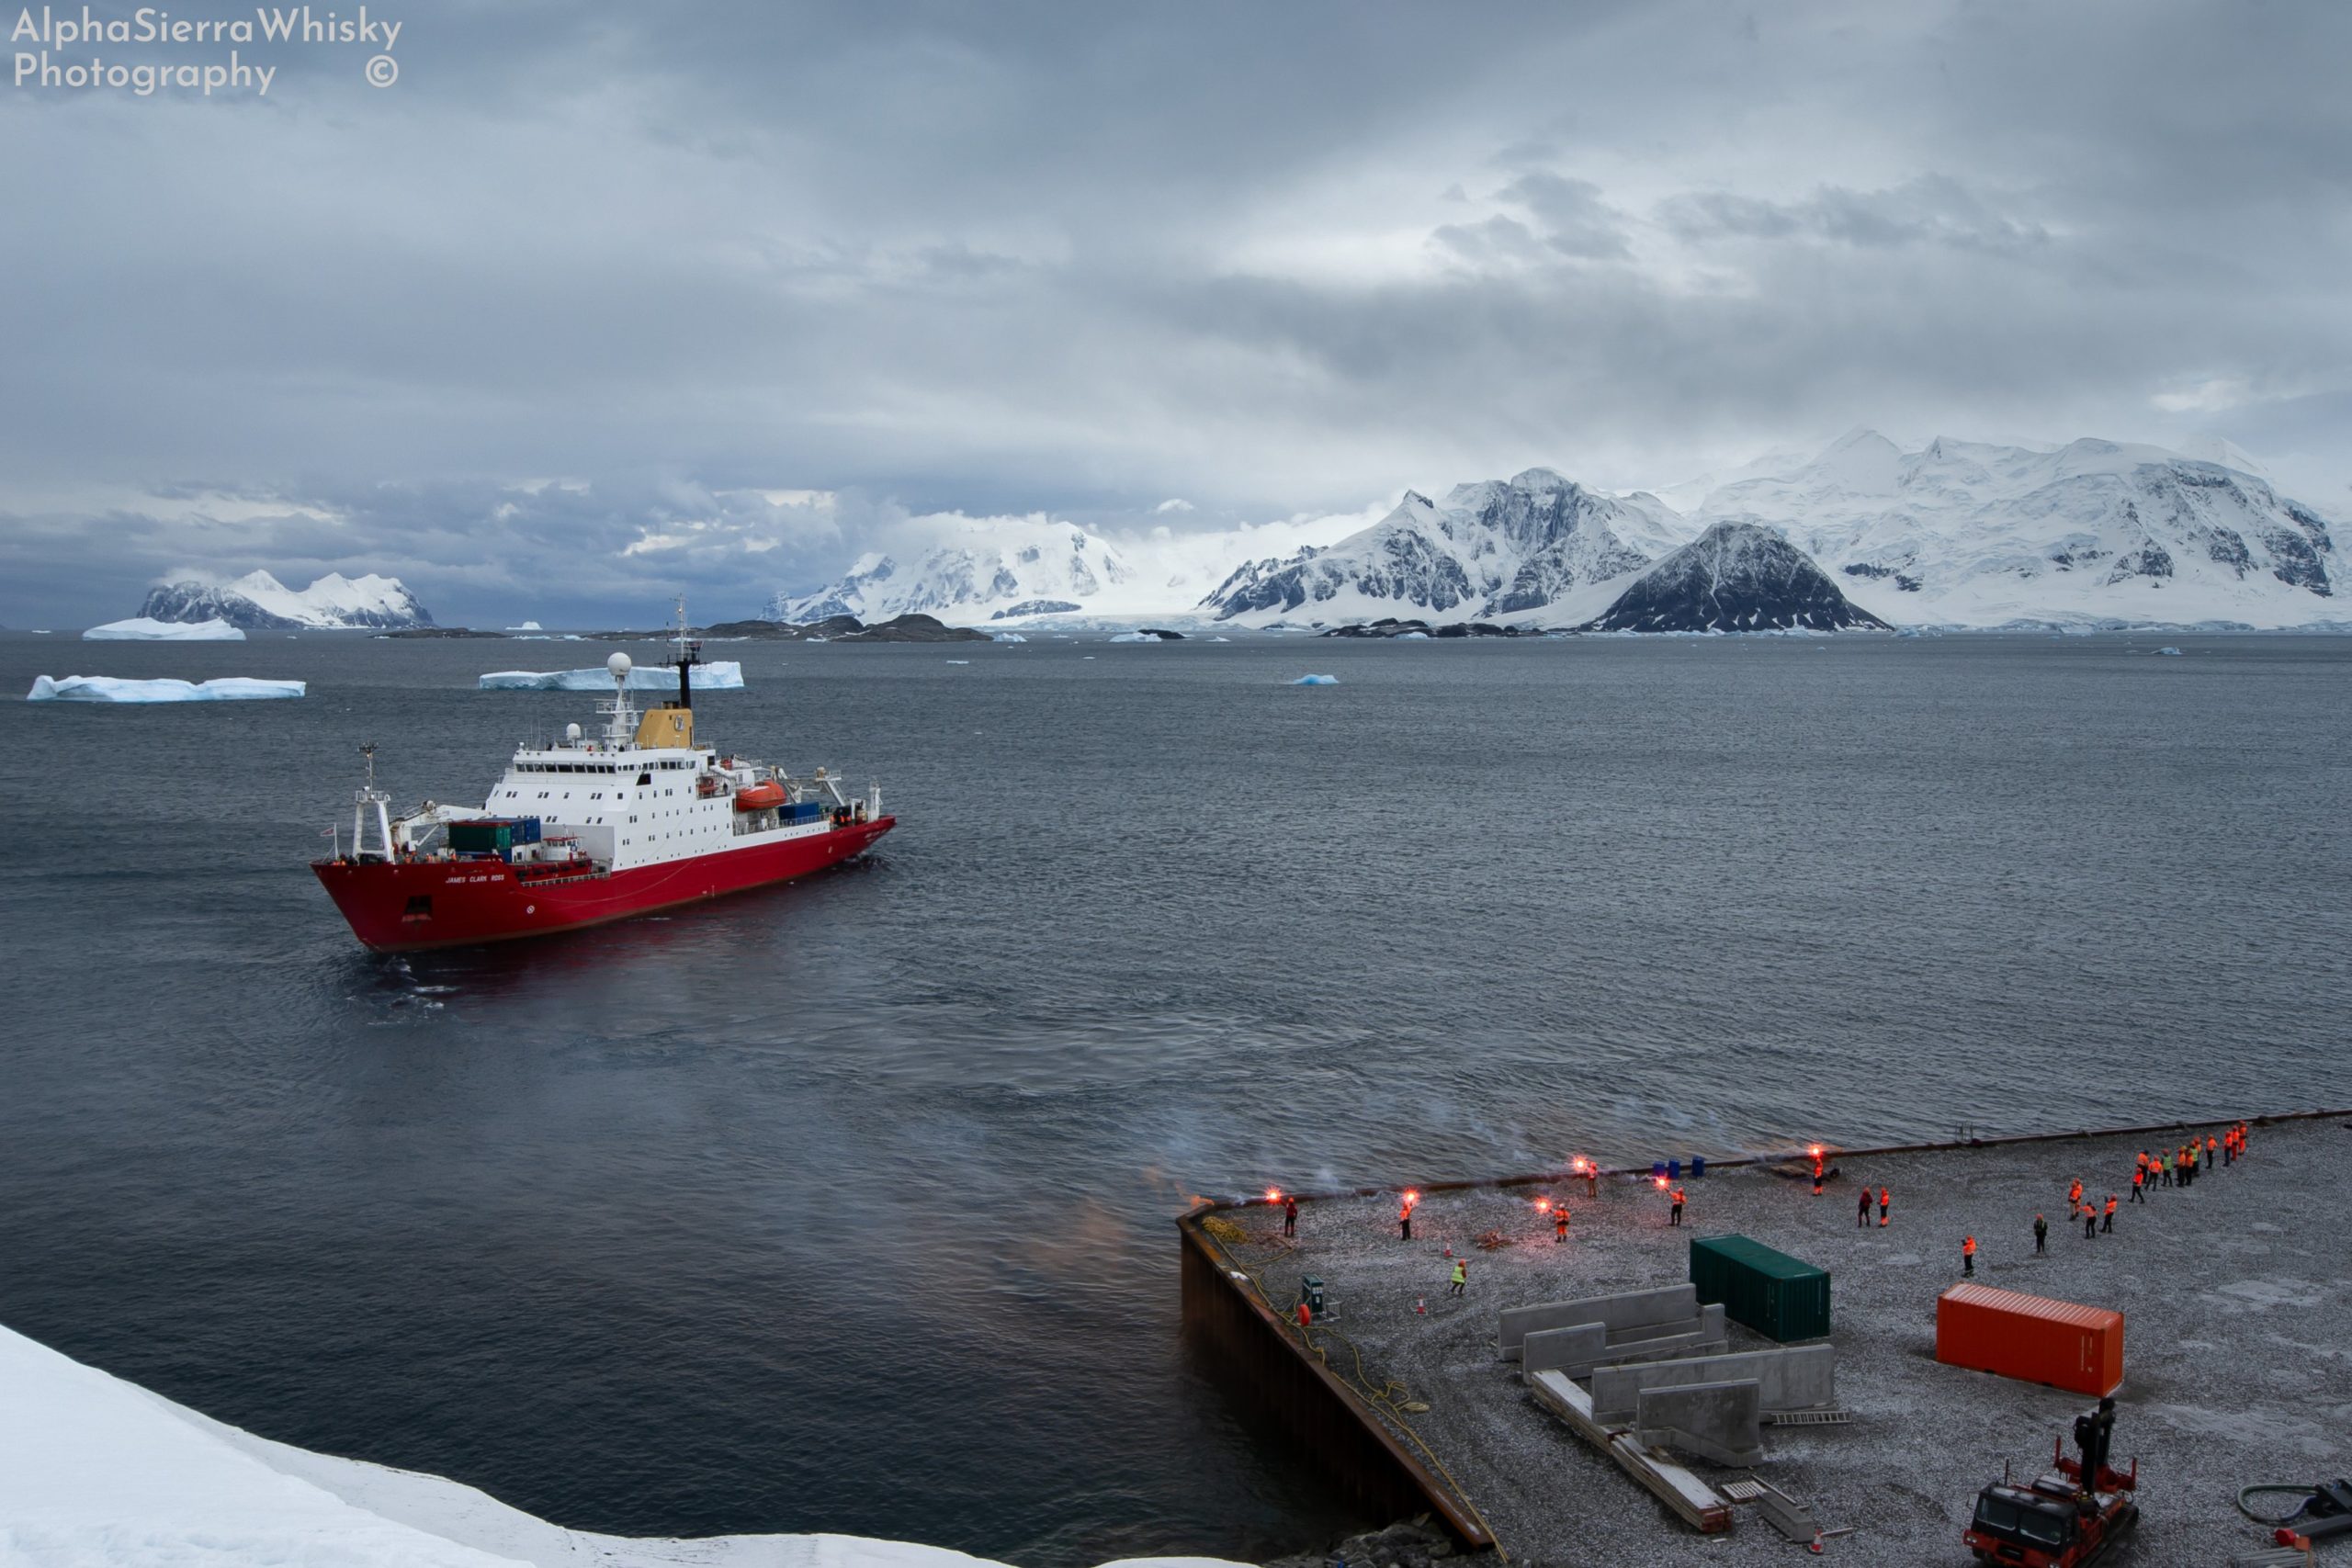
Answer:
1652, 1160, 1668, 1181
1692, 1156, 1707, 1179
1668, 1158, 1682, 1181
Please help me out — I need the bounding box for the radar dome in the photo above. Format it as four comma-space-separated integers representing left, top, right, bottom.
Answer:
565, 722, 582, 741
606, 652, 632, 679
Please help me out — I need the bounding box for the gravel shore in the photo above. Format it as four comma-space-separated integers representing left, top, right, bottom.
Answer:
1213, 1114, 2351, 1566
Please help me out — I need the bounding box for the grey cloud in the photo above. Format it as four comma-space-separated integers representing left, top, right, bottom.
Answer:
2, 0, 2348, 626
1432, 215, 1549, 268
1658, 175, 2049, 254
1498, 172, 1632, 260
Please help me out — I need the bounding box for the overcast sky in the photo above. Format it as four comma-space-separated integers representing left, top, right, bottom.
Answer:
4, 0, 2347, 626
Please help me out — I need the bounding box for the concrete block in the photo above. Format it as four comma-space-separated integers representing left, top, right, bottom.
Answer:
1498, 1283, 1699, 1360
1590, 1344, 1837, 1424
1636, 1379, 1764, 1468
1522, 1321, 1608, 1376
1524, 1306, 1727, 1382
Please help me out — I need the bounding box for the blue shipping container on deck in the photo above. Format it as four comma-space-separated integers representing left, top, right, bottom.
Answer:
449, 817, 543, 854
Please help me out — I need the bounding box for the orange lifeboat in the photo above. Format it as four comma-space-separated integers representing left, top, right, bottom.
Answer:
734, 781, 787, 812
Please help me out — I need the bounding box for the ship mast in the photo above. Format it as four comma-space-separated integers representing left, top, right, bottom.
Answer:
352, 743, 394, 861
671, 594, 703, 711
600, 651, 639, 747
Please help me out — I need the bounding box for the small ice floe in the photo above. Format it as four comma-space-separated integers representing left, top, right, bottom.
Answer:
479, 661, 744, 691
945, 660, 970, 665
81, 616, 245, 641
2154, 646, 2184, 656
28, 674, 306, 702
1290, 673, 1340, 686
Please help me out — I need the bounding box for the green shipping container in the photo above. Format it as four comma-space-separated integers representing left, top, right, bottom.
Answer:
1689, 1234, 1832, 1343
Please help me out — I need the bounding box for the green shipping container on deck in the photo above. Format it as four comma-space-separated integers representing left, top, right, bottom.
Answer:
1689, 1234, 1832, 1343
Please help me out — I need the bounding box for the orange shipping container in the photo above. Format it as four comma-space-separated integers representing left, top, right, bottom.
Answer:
1936, 1282, 2123, 1396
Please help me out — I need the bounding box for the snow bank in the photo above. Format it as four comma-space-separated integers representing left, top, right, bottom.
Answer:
28, 675, 306, 703
82, 616, 245, 641
479, 662, 744, 692
0, 1323, 1250, 1568
1290, 673, 1340, 685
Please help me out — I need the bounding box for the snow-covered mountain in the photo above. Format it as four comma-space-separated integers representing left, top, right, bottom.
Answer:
761, 434, 2346, 632
1200, 468, 1678, 626
1691, 431, 2340, 627
1585, 522, 1887, 632
767, 518, 1136, 623
138, 571, 434, 630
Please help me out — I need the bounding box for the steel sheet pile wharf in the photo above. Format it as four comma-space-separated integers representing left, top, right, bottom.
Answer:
1179, 1111, 2352, 1566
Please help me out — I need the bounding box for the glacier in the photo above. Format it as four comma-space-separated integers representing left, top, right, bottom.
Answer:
769, 519, 1137, 624
0, 1322, 1241, 1568
1688, 430, 2341, 629
137, 570, 434, 630
82, 616, 246, 641
28, 674, 308, 702
479, 662, 745, 692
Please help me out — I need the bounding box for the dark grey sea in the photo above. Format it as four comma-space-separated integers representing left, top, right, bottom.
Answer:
1, 630, 2345, 1564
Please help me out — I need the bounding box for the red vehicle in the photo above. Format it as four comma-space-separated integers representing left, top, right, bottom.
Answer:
1963, 1397, 2138, 1566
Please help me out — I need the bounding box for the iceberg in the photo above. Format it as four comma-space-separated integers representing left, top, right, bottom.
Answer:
991, 632, 1028, 643
2154, 646, 2184, 656
82, 616, 245, 641
478, 661, 744, 692
1290, 673, 1340, 685
505, 620, 544, 631
28, 674, 305, 702
1107, 630, 1163, 643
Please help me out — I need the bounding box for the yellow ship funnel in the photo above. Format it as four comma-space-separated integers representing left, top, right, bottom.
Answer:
634, 705, 694, 750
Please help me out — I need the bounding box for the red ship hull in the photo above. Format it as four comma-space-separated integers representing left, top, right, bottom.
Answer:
313, 817, 895, 952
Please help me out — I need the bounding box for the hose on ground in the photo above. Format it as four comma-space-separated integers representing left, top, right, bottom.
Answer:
2237, 1483, 2325, 1525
